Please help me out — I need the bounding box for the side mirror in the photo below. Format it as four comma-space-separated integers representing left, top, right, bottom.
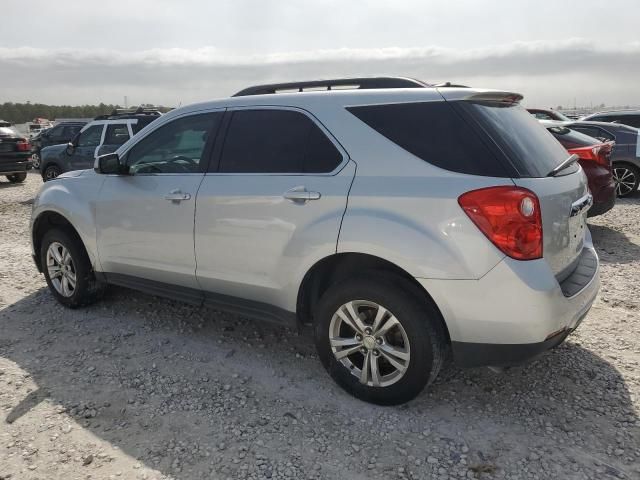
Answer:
65, 142, 75, 155
95, 153, 128, 175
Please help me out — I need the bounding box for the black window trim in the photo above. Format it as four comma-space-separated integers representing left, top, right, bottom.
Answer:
117, 108, 226, 176
206, 105, 349, 176
346, 99, 520, 178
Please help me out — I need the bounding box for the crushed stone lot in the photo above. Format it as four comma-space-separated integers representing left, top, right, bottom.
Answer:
0, 172, 639, 480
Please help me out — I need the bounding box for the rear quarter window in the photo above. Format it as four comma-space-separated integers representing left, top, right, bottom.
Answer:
347, 102, 510, 177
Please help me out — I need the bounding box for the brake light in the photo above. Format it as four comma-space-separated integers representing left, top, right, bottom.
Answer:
568, 143, 612, 168
16, 139, 30, 152
458, 186, 543, 260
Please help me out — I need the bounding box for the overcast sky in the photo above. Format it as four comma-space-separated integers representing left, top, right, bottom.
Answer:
1, 0, 639, 108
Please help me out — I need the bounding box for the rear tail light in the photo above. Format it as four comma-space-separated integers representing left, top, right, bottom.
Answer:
16, 139, 31, 152
458, 186, 543, 260
568, 143, 612, 168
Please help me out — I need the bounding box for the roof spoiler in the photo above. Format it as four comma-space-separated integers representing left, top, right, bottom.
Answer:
460, 91, 524, 104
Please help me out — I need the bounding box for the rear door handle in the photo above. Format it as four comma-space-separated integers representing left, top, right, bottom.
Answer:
283, 187, 321, 202
164, 189, 191, 202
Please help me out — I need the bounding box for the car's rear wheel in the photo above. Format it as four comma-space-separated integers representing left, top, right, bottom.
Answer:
31, 152, 41, 169
613, 164, 639, 197
314, 274, 446, 405
40, 228, 105, 308
43, 164, 61, 181
6, 173, 27, 183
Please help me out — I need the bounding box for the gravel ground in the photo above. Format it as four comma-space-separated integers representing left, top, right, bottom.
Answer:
1, 172, 639, 480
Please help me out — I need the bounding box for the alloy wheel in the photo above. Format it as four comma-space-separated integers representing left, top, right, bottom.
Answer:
329, 300, 410, 387
45, 166, 60, 180
31, 152, 40, 168
613, 167, 637, 197
46, 242, 77, 297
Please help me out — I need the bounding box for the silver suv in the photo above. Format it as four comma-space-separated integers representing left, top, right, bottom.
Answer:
30, 78, 600, 405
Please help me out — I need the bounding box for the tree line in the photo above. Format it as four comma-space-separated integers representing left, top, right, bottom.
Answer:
0, 102, 171, 124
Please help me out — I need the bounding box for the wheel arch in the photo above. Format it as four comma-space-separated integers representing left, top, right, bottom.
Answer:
32, 211, 87, 272
296, 252, 451, 344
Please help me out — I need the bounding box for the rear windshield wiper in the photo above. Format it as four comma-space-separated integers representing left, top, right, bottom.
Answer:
547, 154, 579, 177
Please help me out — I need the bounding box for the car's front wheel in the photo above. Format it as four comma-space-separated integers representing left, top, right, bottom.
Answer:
314, 274, 446, 405
40, 228, 105, 308
43, 164, 61, 181
6, 172, 27, 183
613, 163, 639, 197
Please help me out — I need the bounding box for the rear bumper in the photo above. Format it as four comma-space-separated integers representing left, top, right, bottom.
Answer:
418, 236, 600, 368
588, 181, 616, 217
0, 156, 31, 174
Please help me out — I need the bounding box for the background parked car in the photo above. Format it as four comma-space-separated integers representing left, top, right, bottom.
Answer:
30, 121, 87, 168
527, 108, 572, 121
580, 110, 640, 128
548, 120, 640, 197
0, 126, 32, 183
542, 121, 616, 216
40, 110, 161, 181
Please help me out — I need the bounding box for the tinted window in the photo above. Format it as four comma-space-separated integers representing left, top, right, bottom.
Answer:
616, 115, 640, 128
460, 102, 574, 177
77, 125, 103, 147
547, 126, 600, 149
530, 111, 554, 121
571, 125, 614, 142
347, 102, 508, 177
126, 112, 221, 174
104, 124, 130, 145
131, 117, 158, 134
219, 109, 342, 173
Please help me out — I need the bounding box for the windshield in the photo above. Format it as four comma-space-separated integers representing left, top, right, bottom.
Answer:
461, 102, 576, 178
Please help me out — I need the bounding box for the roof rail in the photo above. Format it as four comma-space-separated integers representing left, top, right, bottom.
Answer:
94, 107, 163, 121
232, 77, 432, 97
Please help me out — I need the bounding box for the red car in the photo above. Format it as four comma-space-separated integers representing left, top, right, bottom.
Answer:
543, 121, 616, 217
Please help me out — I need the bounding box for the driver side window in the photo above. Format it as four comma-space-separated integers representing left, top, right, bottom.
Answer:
126, 112, 221, 174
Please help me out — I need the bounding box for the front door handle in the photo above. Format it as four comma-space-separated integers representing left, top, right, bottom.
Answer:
164, 189, 191, 202
283, 187, 321, 203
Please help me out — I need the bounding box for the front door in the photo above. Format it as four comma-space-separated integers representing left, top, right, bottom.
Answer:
195, 107, 354, 312
96, 111, 224, 289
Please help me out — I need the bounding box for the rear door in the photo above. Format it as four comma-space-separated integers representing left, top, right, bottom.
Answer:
194, 107, 354, 311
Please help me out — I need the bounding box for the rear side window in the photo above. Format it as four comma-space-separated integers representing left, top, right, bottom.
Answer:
104, 124, 130, 145
459, 102, 573, 177
131, 117, 159, 134
219, 109, 342, 173
347, 102, 509, 177
571, 125, 615, 142
547, 126, 600, 149
616, 115, 640, 128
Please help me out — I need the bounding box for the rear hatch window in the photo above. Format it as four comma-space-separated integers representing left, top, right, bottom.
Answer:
546, 126, 599, 149
457, 102, 577, 178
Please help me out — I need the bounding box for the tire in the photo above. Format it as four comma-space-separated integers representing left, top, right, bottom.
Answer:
43, 164, 61, 181
613, 163, 639, 197
40, 228, 105, 308
6, 172, 27, 183
314, 273, 446, 405
31, 151, 41, 169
